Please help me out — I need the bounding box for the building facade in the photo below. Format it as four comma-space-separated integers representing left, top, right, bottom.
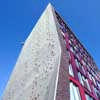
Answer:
2, 3, 100, 100
55, 10, 100, 100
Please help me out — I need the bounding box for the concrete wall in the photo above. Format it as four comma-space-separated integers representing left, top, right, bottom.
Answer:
3, 4, 61, 100
2, 3, 70, 100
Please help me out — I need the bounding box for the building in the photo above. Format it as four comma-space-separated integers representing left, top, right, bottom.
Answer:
2, 3, 100, 100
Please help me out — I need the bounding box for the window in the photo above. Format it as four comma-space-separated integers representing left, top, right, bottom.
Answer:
82, 60, 86, 66
86, 79, 91, 92
97, 92, 100, 100
69, 40, 72, 45
78, 72, 84, 86
85, 94, 93, 100
70, 46, 75, 54
91, 76, 96, 85
78, 72, 91, 91
74, 45, 78, 52
69, 64, 74, 77
75, 59, 85, 74
75, 59, 82, 69
76, 53, 80, 60
94, 87, 100, 99
60, 29, 65, 37
97, 81, 100, 88
75, 59, 79, 68
70, 82, 81, 100
88, 72, 92, 80
70, 46, 74, 53
82, 66, 85, 74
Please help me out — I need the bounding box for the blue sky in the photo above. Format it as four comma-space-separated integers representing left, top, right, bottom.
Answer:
0, 0, 100, 98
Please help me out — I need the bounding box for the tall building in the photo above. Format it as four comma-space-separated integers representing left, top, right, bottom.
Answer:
2, 3, 100, 100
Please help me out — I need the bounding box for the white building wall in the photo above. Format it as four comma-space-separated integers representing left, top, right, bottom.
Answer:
2, 3, 62, 100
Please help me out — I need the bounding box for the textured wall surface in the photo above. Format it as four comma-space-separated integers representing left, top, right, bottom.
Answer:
2, 3, 70, 100
2, 4, 62, 100
55, 26, 70, 100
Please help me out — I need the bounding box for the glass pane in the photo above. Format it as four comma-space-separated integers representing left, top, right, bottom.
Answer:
69, 64, 74, 76
78, 72, 84, 86
70, 82, 75, 100
70, 82, 81, 100
85, 94, 93, 100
